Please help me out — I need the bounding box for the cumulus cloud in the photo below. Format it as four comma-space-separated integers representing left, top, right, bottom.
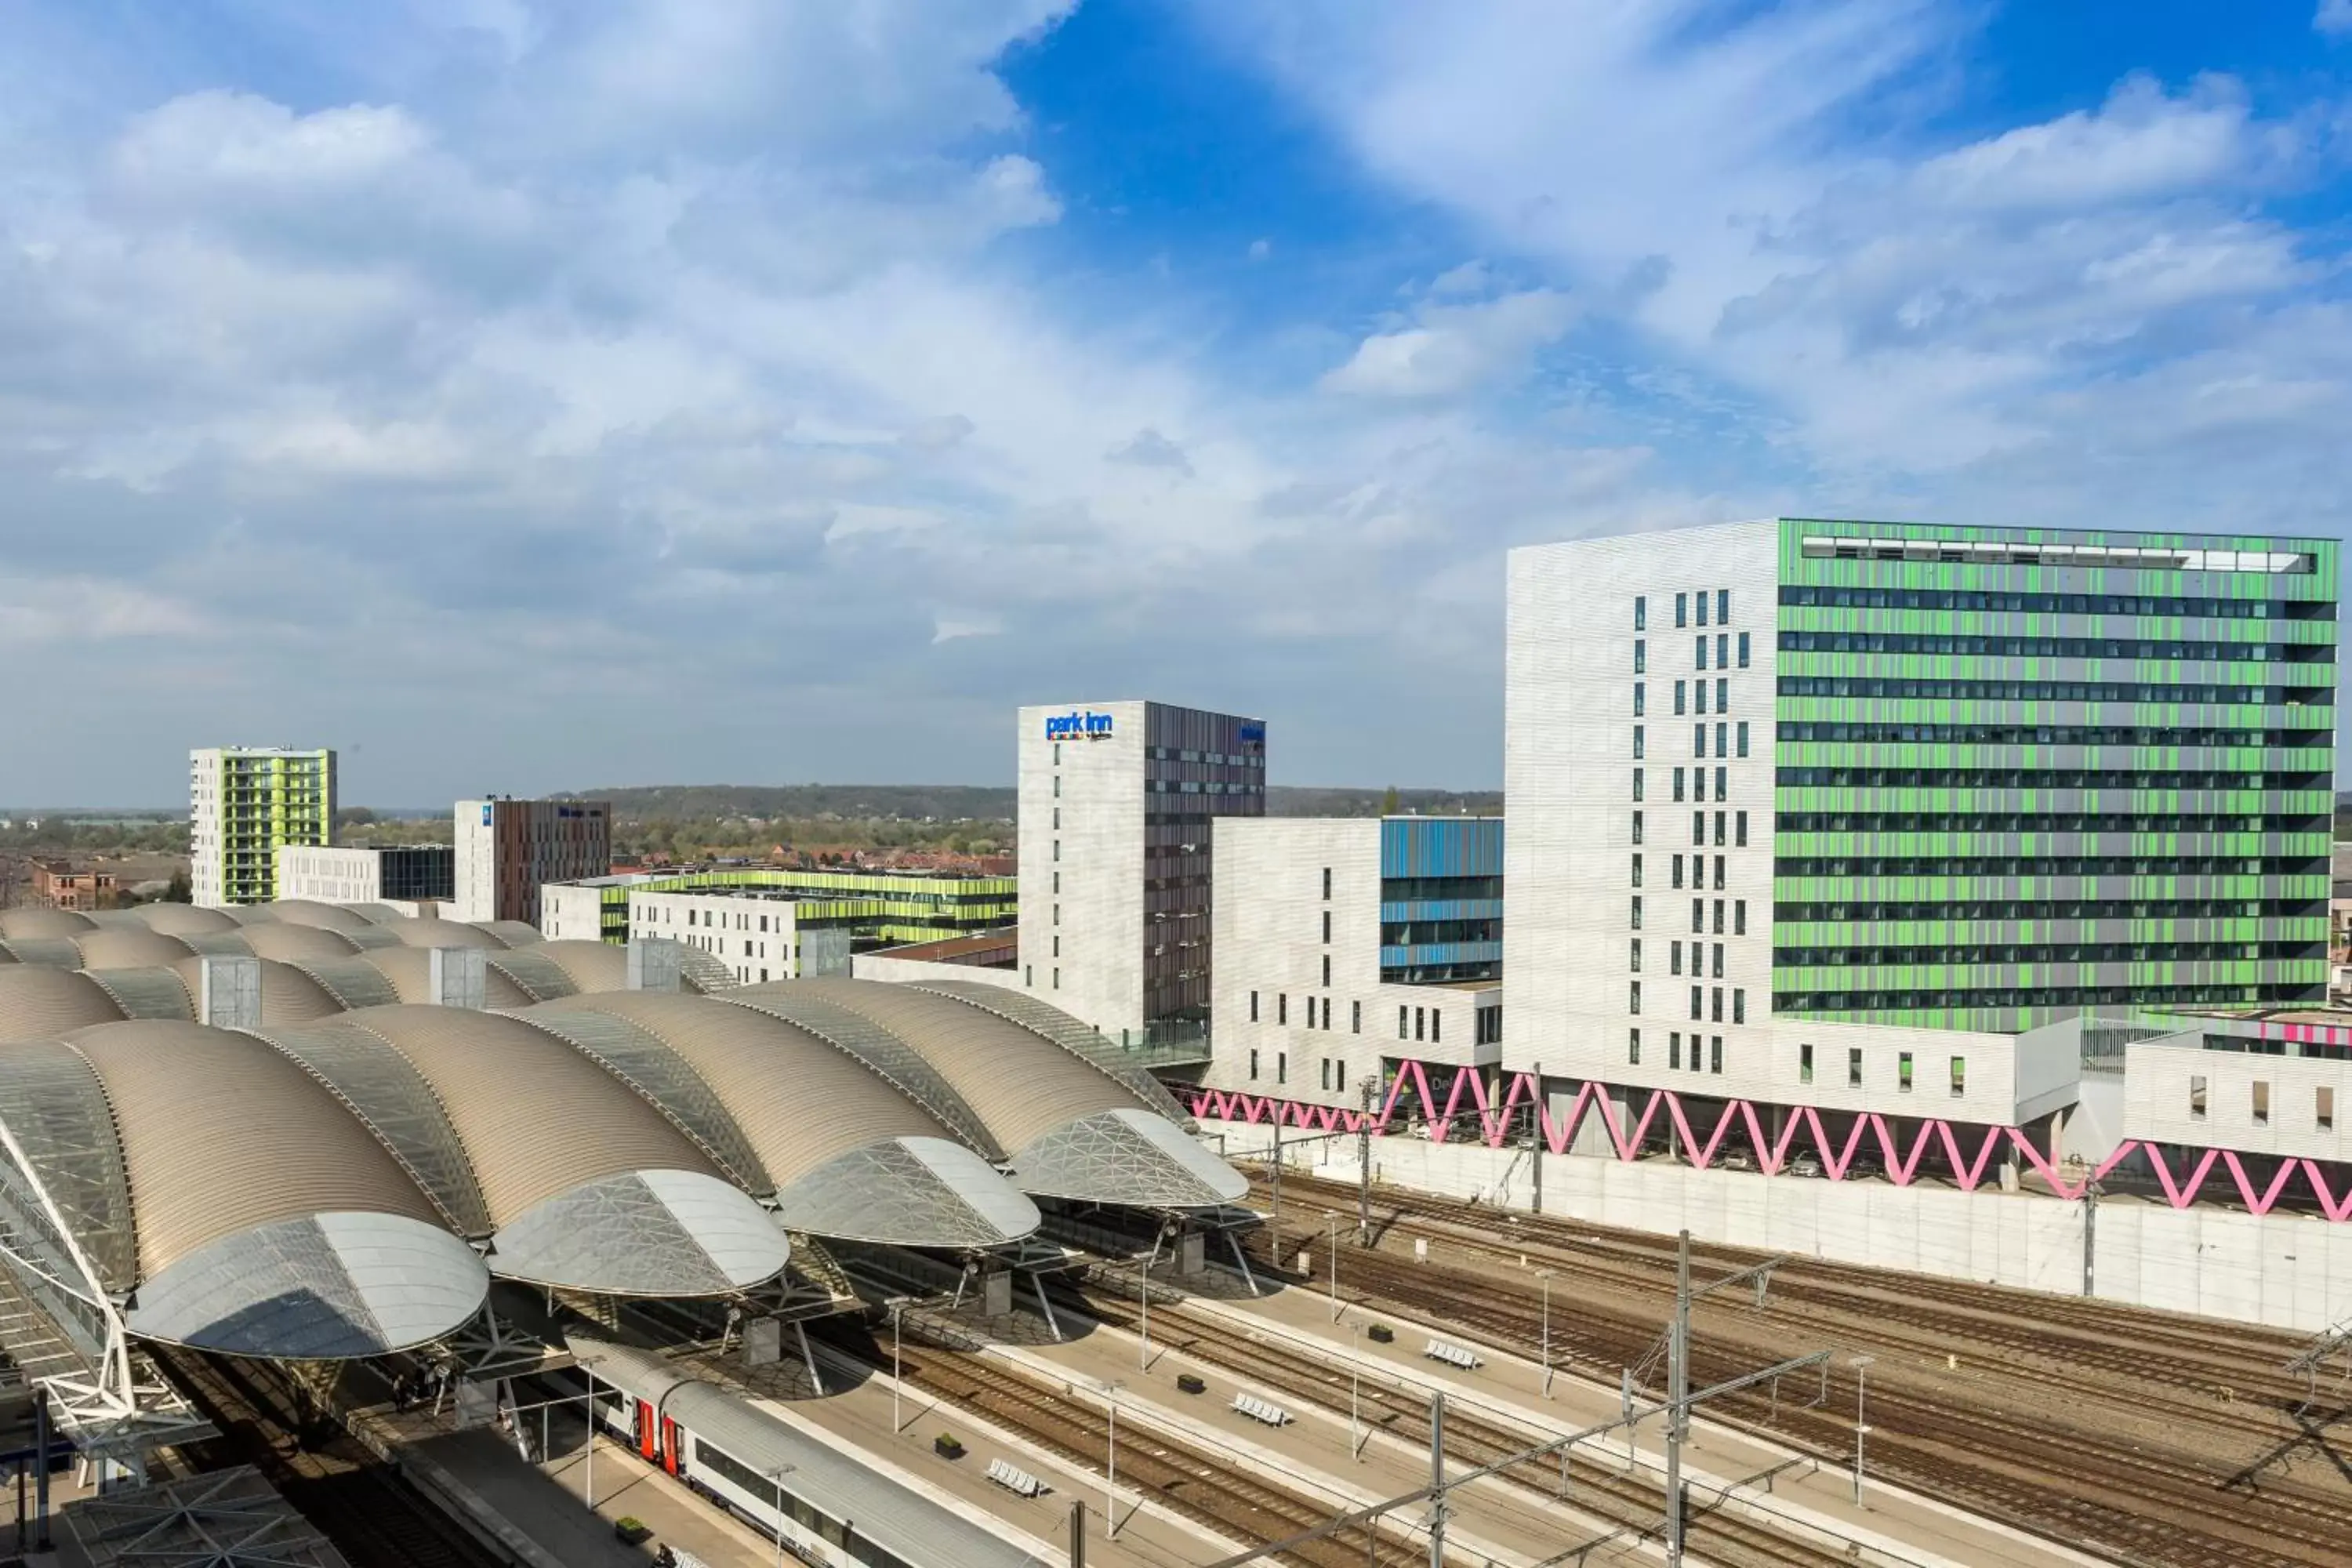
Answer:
1323, 288, 1575, 398
2320, 0, 2352, 38
1105, 427, 1193, 473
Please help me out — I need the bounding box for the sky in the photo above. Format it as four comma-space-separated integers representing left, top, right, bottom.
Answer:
2, 1, 2350, 807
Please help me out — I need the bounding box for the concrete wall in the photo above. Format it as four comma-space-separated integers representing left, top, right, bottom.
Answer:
853, 952, 1025, 990
1504, 523, 1780, 1092
1205, 1117, 2352, 1334
2126, 1041, 2352, 1161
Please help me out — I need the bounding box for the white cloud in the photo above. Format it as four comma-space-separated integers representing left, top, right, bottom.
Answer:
2319, 0, 2352, 38
1323, 288, 1575, 398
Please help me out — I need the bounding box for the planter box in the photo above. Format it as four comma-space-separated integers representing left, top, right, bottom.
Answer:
1367, 1324, 1394, 1344
1176, 1374, 1206, 1395
613, 1519, 652, 1545
935, 1436, 965, 1459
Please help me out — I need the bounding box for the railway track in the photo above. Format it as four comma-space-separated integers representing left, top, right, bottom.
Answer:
1247, 1171, 2352, 1568
1068, 1279, 1857, 1568
815, 1319, 1467, 1567
151, 1345, 506, 1568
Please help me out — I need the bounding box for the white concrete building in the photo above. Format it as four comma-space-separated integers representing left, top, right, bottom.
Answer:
453, 797, 609, 927
275, 844, 453, 906
625, 888, 850, 984
1207, 817, 1501, 1111
1015, 700, 1265, 1043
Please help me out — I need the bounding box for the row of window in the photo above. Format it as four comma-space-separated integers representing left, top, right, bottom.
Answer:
1381, 918, 1501, 946
1143, 744, 1264, 766
1669, 765, 1731, 802
1780, 854, 2323, 878
1775, 897, 2319, 923
1779, 630, 2328, 664
1777, 767, 2328, 790
1777, 811, 2325, 836
1779, 721, 2325, 749
1687, 811, 1750, 847
1776, 941, 2314, 967
1794, 1043, 1966, 1097
1641, 852, 1732, 891
1631, 723, 1753, 759
1694, 632, 1747, 670
1632, 589, 1737, 631
1777, 982, 2319, 1014
1628, 1028, 1726, 1075
1643, 938, 1731, 977
1779, 584, 2335, 622
2187, 1076, 2336, 1131
1628, 982, 1748, 1023
1777, 677, 2326, 708
1383, 875, 1503, 901
1674, 677, 1741, 713
1145, 779, 1264, 794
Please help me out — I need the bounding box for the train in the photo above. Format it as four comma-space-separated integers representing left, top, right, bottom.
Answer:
575, 1338, 1054, 1568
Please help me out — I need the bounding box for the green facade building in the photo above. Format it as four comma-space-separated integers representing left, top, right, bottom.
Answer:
542, 866, 1017, 950
1771, 522, 2336, 1032
189, 746, 337, 908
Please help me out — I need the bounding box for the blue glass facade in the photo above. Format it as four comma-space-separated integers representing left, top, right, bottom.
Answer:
1379, 818, 1503, 982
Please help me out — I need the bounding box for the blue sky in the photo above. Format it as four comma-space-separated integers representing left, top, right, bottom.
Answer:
2, 1, 2349, 805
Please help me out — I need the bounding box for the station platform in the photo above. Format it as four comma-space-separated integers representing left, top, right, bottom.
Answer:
1058, 1266, 2112, 1568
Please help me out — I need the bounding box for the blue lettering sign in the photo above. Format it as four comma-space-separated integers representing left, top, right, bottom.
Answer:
1238, 721, 1266, 745
1043, 710, 1116, 741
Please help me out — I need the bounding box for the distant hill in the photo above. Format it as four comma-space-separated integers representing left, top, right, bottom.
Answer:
564, 783, 1499, 823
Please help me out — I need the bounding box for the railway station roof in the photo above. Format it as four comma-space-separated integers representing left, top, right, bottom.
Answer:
0, 1023, 489, 1359
525, 992, 1042, 1249
757, 978, 1249, 1209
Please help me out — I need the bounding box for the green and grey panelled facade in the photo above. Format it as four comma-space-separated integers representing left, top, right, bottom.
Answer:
592, 867, 1017, 948
1771, 521, 2336, 1033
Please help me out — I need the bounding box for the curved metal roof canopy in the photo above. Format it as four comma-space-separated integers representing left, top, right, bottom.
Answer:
527, 993, 1040, 1249
0, 1024, 488, 1359
757, 979, 1247, 1209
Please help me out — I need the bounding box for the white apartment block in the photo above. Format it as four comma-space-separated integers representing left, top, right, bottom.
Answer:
189, 746, 336, 908
627, 889, 851, 984
540, 880, 609, 942
453, 797, 610, 926
1207, 817, 1502, 1111
1015, 700, 1265, 1043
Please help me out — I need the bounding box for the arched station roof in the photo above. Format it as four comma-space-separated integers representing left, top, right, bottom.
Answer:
750, 978, 1248, 1209
0, 1023, 488, 1359
525, 993, 1040, 1249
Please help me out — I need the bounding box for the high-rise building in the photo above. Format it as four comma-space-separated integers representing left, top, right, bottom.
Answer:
1504, 520, 2336, 1093
189, 746, 336, 907
1016, 700, 1266, 1043
453, 797, 610, 926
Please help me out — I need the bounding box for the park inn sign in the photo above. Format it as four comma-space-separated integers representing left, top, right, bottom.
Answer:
1043, 709, 1116, 740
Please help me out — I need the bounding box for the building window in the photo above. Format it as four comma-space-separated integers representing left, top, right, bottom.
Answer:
1052, 967, 1060, 989
1352, 1000, 1362, 1033
1711, 987, 1723, 1022
1675, 591, 1687, 627
1632, 810, 1645, 844
1849, 1047, 1863, 1087
1053, 840, 1061, 862
1414, 1007, 1426, 1041
1694, 723, 1707, 757
1635, 634, 1647, 669
1898, 1052, 1913, 1093
1690, 811, 1704, 846
1279, 994, 1287, 1025
1635, 597, 1647, 631
1673, 767, 1686, 802
1711, 1036, 1723, 1073
1052, 935, 1060, 957
1321, 1059, 1330, 1091
1054, 774, 1061, 797
1631, 895, 1643, 929
1025, 964, 1033, 986
1634, 725, 1646, 760
1949, 1057, 1965, 1097
1715, 676, 1727, 711
1738, 630, 1751, 668
1630, 937, 1642, 972
1737, 721, 1750, 758
1052, 872, 1060, 894
1713, 855, 1726, 891
2253, 1080, 2270, 1125
1695, 590, 1709, 627
1054, 742, 1062, 765
1633, 768, 1645, 802
1675, 680, 1687, 715
1634, 683, 1646, 717
1714, 765, 1726, 798
1321, 910, 1332, 943
1052, 808, 1060, 829
1711, 941, 1723, 978
1432, 1011, 1441, 1044
1277, 1052, 1287, 1084
1671, 939, 1682, 975
1322, 953, 1332, 987
1691, 898, 1704, 932
1799, 1043, 1814, 1083
1733, 989, 1745, 1025
1714, 809, 1726, 846
1735, 810, 1748, 848
1695, 681, 1708, 716
2190, 1075, 2208, 1119
1695, 634, 1708, 670
1399, 1006, 1409, 1040
1690, 985, 1702, 1020
1671, 1031, 1682, 1069
1715, 720, 1727, 757
1323, 866, 1333, 900
1717, 588, 1729, 623
1632, 853, 1643, 887
1629, 1028, 1642, 1065
1671, 854, 1685, 889
1250, 990, 1259, 1022
1733, 898, 1747, 935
